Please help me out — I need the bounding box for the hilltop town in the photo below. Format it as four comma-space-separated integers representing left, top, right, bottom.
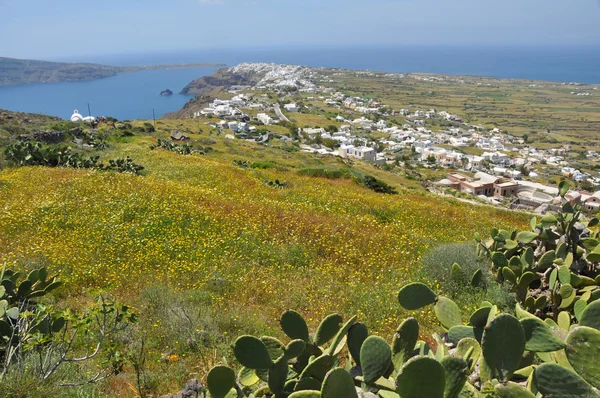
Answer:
168, 62, 600, 213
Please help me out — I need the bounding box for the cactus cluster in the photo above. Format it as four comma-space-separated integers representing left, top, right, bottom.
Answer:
0, 266, 64, 360
475, 181, 600, 323
150, 138, 205, 155
200, 279, 600, 397
4, 141, 144, 175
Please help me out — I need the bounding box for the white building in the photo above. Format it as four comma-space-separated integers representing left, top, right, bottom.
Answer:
257, 113, 275, 125
283, 103, 299, 112
339, 145, 377, 162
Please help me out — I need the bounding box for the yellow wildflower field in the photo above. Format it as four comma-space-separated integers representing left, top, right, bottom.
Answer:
0, 130, 526, 335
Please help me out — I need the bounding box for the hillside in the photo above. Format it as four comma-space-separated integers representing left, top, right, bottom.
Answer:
0, 57, 225, 86
0, 111, 528, 396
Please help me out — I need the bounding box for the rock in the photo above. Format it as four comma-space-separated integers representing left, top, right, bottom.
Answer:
356, 387, 378, 398
159, 379, 203, 398
19, 130, 65, 143
160, 89, 174, 96
170, 130, 190, 141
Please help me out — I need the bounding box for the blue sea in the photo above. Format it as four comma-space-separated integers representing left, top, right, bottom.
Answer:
1, 46, 600, 120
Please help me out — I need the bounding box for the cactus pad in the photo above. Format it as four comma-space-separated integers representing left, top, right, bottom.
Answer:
397, 283, 437, 310
360, 335, 392, 384
294, 377, 322, 391
520, 317, 566, 352
299, 354, 334, 382
471, 269, 483, 287
206, 365, 236, 398
285, 339, 307, 359
348, 322, 369, 366
281, 310, 310, 342
434, 297, 463, 329
268, 357, 290, 395
314, 314, 343, 346
441, 356, 469, 398
481, 314, 526, 381
260, 336, 286, 362
321, 368, 358, 398
494, 382, 536, 398
579, 299, 600, 330
533, 363, 597, 398
238, 367, 259, 387
391, 317, 419, 370
565, 326, 600, 389
469, 307, 492, 328
456, 338, 481, 371
326, 315, 356, 356
289, 391, 322, 398
233, 335, 273, 370
448, 325, 483, 345
396, 356, 445, 398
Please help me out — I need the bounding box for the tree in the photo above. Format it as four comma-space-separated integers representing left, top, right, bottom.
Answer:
461, 157, 469, 169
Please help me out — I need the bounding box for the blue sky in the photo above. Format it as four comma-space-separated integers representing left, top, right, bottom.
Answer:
2, 0, 600, 59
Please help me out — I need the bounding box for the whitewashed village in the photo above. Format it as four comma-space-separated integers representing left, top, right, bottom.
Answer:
187, 63, 600, 214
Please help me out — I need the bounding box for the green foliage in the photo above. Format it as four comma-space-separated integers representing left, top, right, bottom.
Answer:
150, 138, 205, 155
0, 265, 136, 386
476, 181, 600, 325
297, 168, 351, 180
354, 173, 397, 194
397, 282, 437, 310
202, 279, 600, 397
4, 141, 144, 175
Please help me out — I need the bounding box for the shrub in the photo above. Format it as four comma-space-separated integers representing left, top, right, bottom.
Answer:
420, 242, 515, 311
298, 168, 351, 180
355, 174, 397, 194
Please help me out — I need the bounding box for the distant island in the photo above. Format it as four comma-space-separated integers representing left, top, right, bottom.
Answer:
0, 57, 226, 87
160, 89, 173, 96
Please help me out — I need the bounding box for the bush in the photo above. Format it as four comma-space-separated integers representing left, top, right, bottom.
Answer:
420, 242, 515, 310
298, 168, 351, 179
355, 174, 397, 194
143, 122, 155, 133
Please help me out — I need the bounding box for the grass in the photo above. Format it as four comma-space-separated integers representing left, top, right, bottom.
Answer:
0, 118, 529, 395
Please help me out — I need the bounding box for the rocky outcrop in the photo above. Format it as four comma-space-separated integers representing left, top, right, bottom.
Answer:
18, 130, 65, 143
159, 379, 203, 398
170, 130, 190, 141
161, 94, 216, 120
160, 89, 173, 96
180, 68, 253, 95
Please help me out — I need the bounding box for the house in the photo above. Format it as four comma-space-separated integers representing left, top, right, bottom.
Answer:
338, 145, 377, 162
582, 192, 600, 212
303, 128, 326, 136
444, 172, 517, 198
227, 121, 238, 131
284, 103, 299, 112
494, 181, 519, 198
482, 151, 510, 166
257, 113, 274, 125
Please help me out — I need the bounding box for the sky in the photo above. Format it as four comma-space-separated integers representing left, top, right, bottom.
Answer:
2, 0, 600, 60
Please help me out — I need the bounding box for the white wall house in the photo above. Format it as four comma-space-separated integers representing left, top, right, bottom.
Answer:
257, 113, 274, 125
339, 145, 377, 162
283, 103, 299, 112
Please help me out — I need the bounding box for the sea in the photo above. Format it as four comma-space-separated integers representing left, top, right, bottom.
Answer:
1, 46, 600, 121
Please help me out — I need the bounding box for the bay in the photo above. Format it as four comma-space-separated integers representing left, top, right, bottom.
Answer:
0, 66, 215, 120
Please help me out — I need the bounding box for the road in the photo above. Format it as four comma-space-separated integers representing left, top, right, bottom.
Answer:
273, 103, 290, 123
